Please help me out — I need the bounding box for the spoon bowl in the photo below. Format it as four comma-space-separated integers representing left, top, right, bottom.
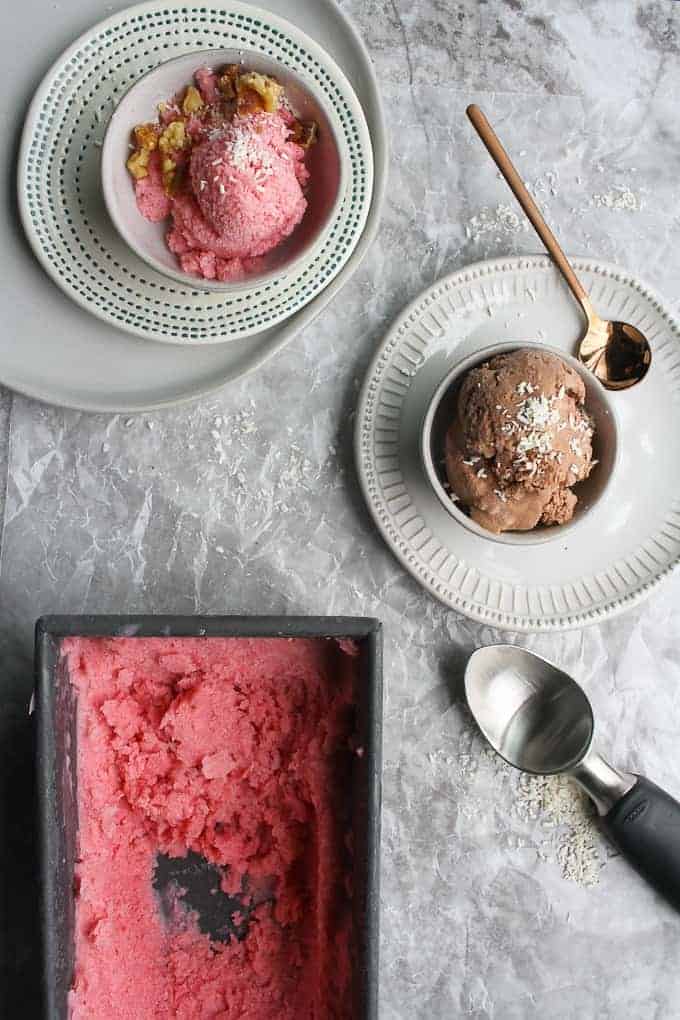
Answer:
579, 316, 652, 390
464, 645, 594, 775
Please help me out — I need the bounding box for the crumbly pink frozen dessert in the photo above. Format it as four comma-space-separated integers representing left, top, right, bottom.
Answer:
65, 636, 358, 1020
444, 348, 595, 533
127, 66, 315, 282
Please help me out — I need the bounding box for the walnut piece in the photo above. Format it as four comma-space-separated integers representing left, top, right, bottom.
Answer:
236, 87, 266, 116
218, 64, 240, 98
161, 157, 176, 193
290, 119, 318, 149
236, 71, 283, 113
126, 148, 151, 179
158, 120, 187, 155
182, 85, 204, 115
133, 123, 159, 150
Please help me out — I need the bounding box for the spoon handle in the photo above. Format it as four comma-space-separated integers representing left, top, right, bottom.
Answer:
465, 104, 593, 318
603, 775, 680, 911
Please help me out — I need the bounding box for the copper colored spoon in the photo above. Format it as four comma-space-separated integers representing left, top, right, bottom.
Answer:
466, 104, 651, 390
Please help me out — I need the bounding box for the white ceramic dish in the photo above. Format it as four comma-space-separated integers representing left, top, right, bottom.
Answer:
356, 255, 680, 632
18, 0, 373, 345
420, 340, 620, 547
102, 48, 346, 295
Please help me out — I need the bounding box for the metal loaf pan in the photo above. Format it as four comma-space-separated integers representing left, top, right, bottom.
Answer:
35, 615, 382, 1020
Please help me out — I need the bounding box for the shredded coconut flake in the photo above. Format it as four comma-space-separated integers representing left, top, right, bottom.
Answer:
516, 395, 558, 429
466, 203, 531, 243
593, 185, 640, 212
227, 121, 275, 176
515, 773, 604, 888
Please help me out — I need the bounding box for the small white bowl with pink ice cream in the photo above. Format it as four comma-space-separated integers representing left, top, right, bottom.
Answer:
101, 49, 346, 296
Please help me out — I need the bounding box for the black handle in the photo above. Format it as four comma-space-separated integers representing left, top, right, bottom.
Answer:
602, 776, 680, 910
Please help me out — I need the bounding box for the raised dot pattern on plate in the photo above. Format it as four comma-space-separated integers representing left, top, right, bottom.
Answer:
20, 1, 372, 343
356, 255, 680, 632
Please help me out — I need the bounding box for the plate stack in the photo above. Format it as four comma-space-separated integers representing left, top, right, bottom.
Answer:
17, 0, 383, 409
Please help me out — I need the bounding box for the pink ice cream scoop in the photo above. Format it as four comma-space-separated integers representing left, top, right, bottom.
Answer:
178, 113, 309, 261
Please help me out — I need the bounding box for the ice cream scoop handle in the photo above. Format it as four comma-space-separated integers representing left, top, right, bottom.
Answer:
465, 104, 593, 317
602, 776, 680, 910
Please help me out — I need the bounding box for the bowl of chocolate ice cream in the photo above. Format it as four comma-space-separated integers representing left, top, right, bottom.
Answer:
421, 342, 619, 545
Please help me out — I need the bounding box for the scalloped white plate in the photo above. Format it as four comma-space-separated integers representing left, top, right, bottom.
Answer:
18, 0, 373, 344
356, 255, 680, 632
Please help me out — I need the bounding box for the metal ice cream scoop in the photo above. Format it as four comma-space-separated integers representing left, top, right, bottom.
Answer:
465, 645, 680, 909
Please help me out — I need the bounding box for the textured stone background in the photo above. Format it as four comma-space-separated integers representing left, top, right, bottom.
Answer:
2, 1, 680, 1017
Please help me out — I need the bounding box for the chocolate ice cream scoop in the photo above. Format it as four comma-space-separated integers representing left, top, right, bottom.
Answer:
445, 348, 595, 534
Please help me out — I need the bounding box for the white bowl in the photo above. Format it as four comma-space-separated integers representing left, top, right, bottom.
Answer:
420, 341, 620, 546
101, 49, 346, 293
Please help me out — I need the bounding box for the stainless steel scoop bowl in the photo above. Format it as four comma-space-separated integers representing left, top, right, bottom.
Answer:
466, 645, 680, 910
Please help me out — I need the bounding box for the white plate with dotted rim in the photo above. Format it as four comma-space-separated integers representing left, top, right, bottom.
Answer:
17, 0, 373, 344
355, 255, 680, 632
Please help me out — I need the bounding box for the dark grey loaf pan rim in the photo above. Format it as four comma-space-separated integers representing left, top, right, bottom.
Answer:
35, 614, 382, 1020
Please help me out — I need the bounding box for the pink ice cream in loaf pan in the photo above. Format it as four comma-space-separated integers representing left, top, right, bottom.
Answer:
101, 50, 346, 293
35, 616, 381, 1020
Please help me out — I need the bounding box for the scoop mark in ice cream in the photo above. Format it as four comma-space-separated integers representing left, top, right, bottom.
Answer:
127, 66, 317, 282
444, 349, 595, 534
66, 636, 358, 1020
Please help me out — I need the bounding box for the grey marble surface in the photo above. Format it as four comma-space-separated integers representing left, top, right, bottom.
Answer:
3, 1, 680, 1017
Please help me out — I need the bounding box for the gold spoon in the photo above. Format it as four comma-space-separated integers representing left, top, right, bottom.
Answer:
466, 104, 651, 390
